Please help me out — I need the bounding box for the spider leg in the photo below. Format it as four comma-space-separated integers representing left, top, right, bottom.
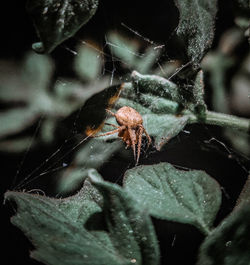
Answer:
94, 125, 126, 138
94, 128, 120, 137
106, 109, 116, 117
104, 122, 119, 128
136, 126, 144, 165
127, 127, 137, 161
143, 127, 152, 149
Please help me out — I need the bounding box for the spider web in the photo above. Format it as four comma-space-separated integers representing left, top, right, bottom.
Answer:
5, 3, 250, 200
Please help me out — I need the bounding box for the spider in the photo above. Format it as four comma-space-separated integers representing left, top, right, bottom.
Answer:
95, 106, 152, 165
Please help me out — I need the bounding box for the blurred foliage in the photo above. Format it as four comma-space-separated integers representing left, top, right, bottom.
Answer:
0, 45, 108, 153
202, 26, 250, 155
57, 139, 122, 194
234, 0, 250, 42
106, 32, 162, 75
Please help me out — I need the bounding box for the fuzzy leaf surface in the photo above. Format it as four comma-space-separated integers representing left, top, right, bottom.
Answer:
90, 172, 160, 265
197, 203, 250, 265
27, 0, 98, 53
124, 162, 222, 235
174, 0, 217, 69
5, 170, 159, 265
57, 139, 122, 193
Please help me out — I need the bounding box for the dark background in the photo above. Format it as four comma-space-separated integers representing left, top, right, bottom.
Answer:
1, 0, 249, 265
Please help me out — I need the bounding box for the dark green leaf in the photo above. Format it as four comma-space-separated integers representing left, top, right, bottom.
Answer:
131, 71, 182, 103
5, 170, 159, 265
131, 70, 208, 116
202, 52, 234, 113
236, 0, 250, 10
27, 0, 99, 53
124, 163, 222, 235
74, 139, 122, 166
174, 0, 218, 69
197, 203, 250, 265
57, 139, 123, 193
139, 113, 189, 150
90, 171, 160, 265
67, 84, 121, 134
5, 176, 112, 265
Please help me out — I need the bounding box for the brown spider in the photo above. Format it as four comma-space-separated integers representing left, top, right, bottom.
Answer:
95, 106, 152, 165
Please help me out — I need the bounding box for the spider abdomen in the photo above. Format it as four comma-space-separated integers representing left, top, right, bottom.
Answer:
115, 106, 143, 127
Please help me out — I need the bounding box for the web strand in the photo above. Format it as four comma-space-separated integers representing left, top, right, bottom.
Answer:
13, 134, 92, 190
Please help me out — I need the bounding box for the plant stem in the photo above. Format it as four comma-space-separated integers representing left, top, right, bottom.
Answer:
189, 110, 250, 133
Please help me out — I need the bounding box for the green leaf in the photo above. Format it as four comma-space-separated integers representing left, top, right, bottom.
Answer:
106, 32, 140, 68
139, 113, 189, 150
0, 137, 37, 153
236, 0, 250, 10
132, 70, 208, 116
22, 52, 54, 90
197, 203, 250, 265
74, 44, 103, 81
106, 32, 161, 74
131, 71, 182, 103
5, 177, 107, 265
124, 163, 222, 235
40, 118, 57, 143
5, 170, 159, 265
57, 139, 123, 193
174, 0, 218, 69
26, 0, 99, 53
135, 47, 161, 74
0, 52, 54, 103
202, 52, 234, 113
54, 78, 105, 103
90, 171, 160, 265
0, 108, 39, 139
74, 139, 122, 166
